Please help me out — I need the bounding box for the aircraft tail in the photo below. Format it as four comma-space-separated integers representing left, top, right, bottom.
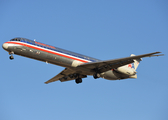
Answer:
130, 54, 142, 70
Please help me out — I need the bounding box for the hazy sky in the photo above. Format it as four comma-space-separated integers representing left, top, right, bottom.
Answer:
1, 0, 168, 120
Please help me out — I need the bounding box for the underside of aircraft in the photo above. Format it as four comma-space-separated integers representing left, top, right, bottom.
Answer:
2, 37, 164, 84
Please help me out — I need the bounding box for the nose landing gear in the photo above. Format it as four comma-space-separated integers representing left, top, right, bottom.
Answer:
9, 52, 14, 60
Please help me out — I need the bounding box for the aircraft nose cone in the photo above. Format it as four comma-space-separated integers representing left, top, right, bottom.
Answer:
2, 43, 8, 50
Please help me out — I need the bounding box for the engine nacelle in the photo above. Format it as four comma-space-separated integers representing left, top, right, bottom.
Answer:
116, 66, 136, 75
100, 70, 120, 80
100, 69, 137, 80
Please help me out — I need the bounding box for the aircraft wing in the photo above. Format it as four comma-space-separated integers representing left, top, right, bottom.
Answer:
45, 68, 87, 84
77, 52, 163, 73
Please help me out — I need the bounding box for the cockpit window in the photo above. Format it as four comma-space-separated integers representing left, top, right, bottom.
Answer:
10, 38, 21, 41
10, 39, 15, 41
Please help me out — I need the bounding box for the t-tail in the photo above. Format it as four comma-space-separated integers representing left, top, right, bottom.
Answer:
128, 54, 142, 79
131, 54, 142, 70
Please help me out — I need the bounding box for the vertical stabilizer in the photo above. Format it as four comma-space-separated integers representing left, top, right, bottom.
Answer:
131, 54, 142, 70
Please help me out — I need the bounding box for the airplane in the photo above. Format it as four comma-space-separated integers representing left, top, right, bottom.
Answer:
2, 37, 163, 84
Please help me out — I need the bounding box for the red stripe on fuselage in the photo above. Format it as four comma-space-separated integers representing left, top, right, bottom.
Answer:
6, 41, 89, 63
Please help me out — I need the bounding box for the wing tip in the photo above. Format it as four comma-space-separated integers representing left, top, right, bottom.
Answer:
153, 51, 164, 56
44, 82, 49, 84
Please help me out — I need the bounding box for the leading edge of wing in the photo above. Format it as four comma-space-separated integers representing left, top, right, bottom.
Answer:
78, 52, 163, 70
